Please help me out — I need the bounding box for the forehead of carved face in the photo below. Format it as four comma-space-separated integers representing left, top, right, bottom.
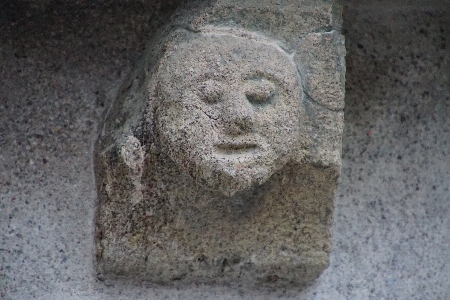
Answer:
156, 33, 306, 195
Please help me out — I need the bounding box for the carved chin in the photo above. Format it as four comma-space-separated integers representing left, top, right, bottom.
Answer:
186, 159, 274, 196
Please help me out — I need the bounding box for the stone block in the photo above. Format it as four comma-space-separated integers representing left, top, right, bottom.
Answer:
94, 0, 345, 287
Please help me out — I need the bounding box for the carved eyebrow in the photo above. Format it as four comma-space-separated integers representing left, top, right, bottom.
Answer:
243, 71, 283, 87
195, 70, 226, 81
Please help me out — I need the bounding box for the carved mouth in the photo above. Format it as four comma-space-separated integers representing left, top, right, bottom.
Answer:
214, 142, 258, 154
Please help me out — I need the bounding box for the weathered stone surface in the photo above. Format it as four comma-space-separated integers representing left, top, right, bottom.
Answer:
94, 0, 345, 287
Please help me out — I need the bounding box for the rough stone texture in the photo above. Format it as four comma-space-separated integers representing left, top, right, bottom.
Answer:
93, 0, 344, 286
1, 1, 450, 299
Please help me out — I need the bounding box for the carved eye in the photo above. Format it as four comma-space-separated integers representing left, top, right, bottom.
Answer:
197, 80, 223, 104
244, 78, 276, 105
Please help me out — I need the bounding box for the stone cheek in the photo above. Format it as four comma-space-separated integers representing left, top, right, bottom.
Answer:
94, 2, 344, 288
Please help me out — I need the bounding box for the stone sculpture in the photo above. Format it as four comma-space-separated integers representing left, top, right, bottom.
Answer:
94, 0, 345, 287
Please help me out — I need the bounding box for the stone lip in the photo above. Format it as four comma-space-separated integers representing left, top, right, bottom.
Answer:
214, 142, 259, 154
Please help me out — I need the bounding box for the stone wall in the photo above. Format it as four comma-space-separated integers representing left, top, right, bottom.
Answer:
1, 1, 449, 299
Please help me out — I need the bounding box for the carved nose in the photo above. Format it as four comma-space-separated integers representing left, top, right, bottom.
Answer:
222, 92, 254, 136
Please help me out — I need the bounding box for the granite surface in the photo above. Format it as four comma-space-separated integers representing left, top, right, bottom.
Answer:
1, 1, 449, 299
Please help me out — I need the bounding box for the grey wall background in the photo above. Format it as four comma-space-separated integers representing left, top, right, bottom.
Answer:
1, 1, 449, 299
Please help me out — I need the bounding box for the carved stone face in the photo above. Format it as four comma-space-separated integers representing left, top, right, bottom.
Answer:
156, 33, 306, 195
